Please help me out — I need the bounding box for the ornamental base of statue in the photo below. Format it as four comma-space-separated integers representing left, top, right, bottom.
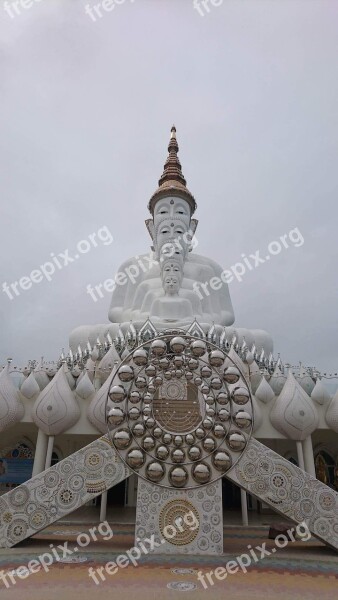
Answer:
135, 479, 223, 555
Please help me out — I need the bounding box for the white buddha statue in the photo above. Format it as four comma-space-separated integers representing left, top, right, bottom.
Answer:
70, 127, 273, 354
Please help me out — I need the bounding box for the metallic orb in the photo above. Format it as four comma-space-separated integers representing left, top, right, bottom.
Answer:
142, 436, 155, 451
202, 418, 213, 430
216, 391, 229, 405
194, 376, 202, 386
132, 423, 145, 437
201, 384, 210, 395
164, 370, 172, 380
175, 369, 184, 379
173, 355, 184, 367
163, 433, 172, 444
174, 435, 184, 447
191, 340, 207, 357
135, 376, 147, 389
203, 437, 216, 452
232, 387, 250, 405
195, 427, 205, 439
200, 365, 212, 378
214, 424, 226, 438
151, 339, 167, 356
159, 357, 170, 370
107, 407, 125, 426
210, 376, 222, 390
171, 448, 185, 463
185, 433, 195, 445
154, 375, 163, 387
126, 448, 145, 469
143, 392, 152, 402
206, 395, 215, 406
109, 385, 125, 402
185, 370, 193, 381
188, 446, 201, 461
188, 358, 199, 370
153, 427, 162, 439
129, 390, 141, 404
128, 407, 140, 420
218, 408, 231, 422
206, 407, 215, 418
148, 383, 156, 394
145, 417, 155, 429
209, 350, 225, 367
143, 405, 152, 417
156, 445, 169, 460
227, 431, 247, 451
146, 461, 165, 483
133, 349, 148, 366
118, 365, 134, 382
170, 336, 186, 354
223, 366, 240, 384
234, 410, 252, 429
192, 462, 211, 484
113, 429, 131, 449
145, 364, 157, 377
169, 466, 189, 488
212, 451, 232, 472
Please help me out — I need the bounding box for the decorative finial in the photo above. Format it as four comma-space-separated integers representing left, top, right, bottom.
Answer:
148, 126, 197, 215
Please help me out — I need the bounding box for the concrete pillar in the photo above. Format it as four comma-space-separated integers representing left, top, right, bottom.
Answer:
241, 488, 249, 526
100, 491, 108, 522
126, 474, 137, 507
296, 440, 305, 471
32, 429, 48, 476
45, 436, 55, 470
302, 436, 316, 477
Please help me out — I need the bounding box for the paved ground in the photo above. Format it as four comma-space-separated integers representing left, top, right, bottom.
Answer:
0, 524, 337, 600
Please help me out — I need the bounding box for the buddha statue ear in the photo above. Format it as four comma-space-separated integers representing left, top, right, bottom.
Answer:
145, 219, 155, 250
188, 219, 199, 251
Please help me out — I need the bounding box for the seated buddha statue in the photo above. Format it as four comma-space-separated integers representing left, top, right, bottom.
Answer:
70, 127, 273, 355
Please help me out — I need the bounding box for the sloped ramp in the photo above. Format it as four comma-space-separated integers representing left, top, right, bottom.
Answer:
0, 435, 130, 548
227, 438, 338, 551
0, 435, 337, 551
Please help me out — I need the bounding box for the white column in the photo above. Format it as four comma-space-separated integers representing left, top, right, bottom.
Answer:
32, 429, 48, 476
45, 436, 55, 470
296, 441, 305, 471
302, 436, 316, 477
241, 488, 249, 526
100, 491, 108, 522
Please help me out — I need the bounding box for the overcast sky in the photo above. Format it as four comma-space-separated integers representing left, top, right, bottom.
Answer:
0, 0, 337, 376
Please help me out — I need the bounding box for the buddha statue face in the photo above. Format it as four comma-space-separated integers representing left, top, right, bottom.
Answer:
152, 197, 193, 262
161, 259, 183, 295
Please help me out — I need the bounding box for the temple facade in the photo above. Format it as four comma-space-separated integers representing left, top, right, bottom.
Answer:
1, 128, 338, 524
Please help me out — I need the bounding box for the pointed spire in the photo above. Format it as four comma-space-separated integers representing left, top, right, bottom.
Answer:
148, 126, 197, 215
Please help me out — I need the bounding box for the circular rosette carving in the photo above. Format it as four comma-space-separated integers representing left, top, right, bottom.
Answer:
7, 519, 28, 544
9, 485, 30, 508
29, 508, 49, 530
159, 499, 200, 546
106, 334, 253, 489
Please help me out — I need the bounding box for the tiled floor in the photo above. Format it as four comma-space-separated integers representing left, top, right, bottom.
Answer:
0, 524, 337, 600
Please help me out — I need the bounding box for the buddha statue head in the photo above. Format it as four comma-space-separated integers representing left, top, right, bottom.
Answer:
160, 257, 183, 296
146, 126, 198, 264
